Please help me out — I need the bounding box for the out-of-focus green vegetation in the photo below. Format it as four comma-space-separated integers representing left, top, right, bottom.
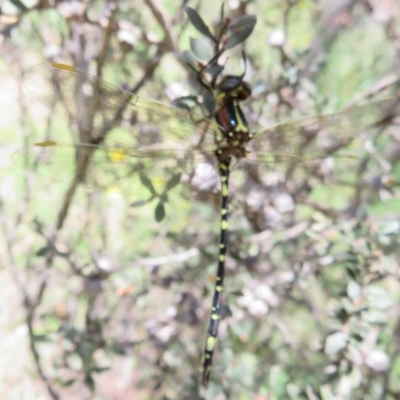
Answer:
0, 0, 399, 399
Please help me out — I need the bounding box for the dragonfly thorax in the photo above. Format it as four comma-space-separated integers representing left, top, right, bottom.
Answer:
213, 76, 252, 163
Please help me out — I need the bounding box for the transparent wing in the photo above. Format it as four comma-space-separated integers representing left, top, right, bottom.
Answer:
12, 141, 217, 191
13, 141, 140, 190
248, 99, 390, 162
23, 62, 213, 147
19, 62, 391, 190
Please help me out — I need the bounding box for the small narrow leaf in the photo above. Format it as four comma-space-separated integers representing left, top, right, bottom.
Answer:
347, 280, 362, 300
155, 200, 166, 222
165, 173, 182, 191
380, 220, 400, 235
36, 246, 49, 257
172, 96, 198, 111
84, 374, 95, 391
55, 378, 76, 387
139, 174, 156, 195
229, 14, 257, 31
186, 7, 214, 40
10, 0, 29, 12
366, 286, 392, 309
91, 366, 111, 373
190, 37, 214, 62
203, 90, 217, 114
205, 63, 224, 79
130, 200, 147, 208
325, 332, 348, 355
227, 15, 257, 49
178, 50, 199, 69
110, 343, 126, 355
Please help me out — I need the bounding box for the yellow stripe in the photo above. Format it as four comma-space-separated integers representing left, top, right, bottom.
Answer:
207, 336, 216, 351
35, 141, 56, 147
52, 62, 74, 71
215, 128, 223, 141
221, 220, 228, 230
219, 255, 225, 262
233, 101, 248, 132
222, 184, 228, 197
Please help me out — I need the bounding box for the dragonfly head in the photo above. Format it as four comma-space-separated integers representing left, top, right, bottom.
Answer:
217, 75, 252, 101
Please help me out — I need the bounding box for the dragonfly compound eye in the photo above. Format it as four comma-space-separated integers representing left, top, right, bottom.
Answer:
218, 76, 252, 100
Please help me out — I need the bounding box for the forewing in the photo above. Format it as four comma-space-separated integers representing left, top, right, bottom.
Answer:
12, 140, 213, 191
12, 141, 142, 190
249, 99, 390, 163
23, 62, 211, 147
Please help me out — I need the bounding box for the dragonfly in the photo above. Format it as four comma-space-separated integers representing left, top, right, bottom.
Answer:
14, 61, 390, 387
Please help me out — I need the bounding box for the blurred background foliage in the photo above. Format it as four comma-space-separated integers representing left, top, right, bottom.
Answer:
0, 0, 400, 399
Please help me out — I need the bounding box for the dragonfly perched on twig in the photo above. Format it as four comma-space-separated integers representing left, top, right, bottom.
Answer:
13, 61, 390, 386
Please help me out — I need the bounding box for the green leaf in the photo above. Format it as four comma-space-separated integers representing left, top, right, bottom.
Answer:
186, 7, 214, 40
54, 377, 76, 387
35, 246, 48, 257
190, 37, 214, 62
110, 343, 126, 355
205, 63, 224, 78
172, 96, 198, 111
139, 174, 156, 195
178, 50, 199, 70
325, 331, 348, 355
203, 90, 217, 114
229, 14, 257, 32
227, 15, 257, 49
165, 173, 182, 191
84, 373, 95, 391
347, 280, 362, 300
130, 200, 147, 208
269, 365, 290, 397
91, 366, 111, 373
10, 0, 29, 12
155, 200, 166, 222
365, 286, 392, 309
380, 220, 400, 235
202, 64, 224, 92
